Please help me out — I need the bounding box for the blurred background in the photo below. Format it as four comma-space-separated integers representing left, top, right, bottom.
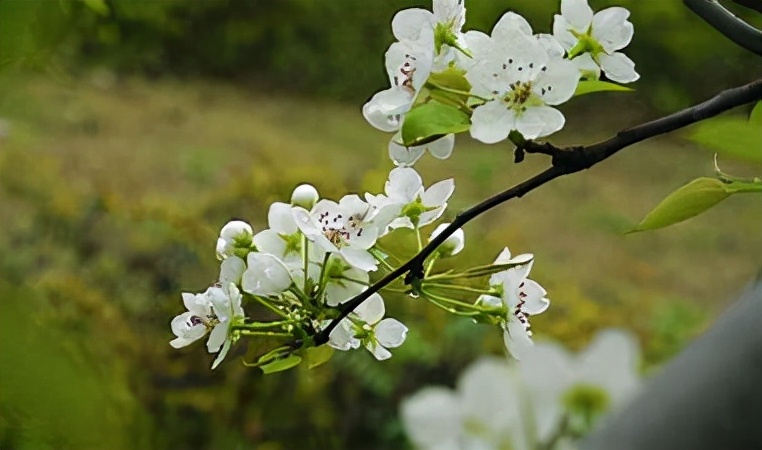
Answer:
1, 0, 761, 449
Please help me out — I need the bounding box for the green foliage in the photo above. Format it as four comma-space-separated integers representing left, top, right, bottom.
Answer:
574, 80, 634, 96
630, 178, 731, 233
688, 110, 762, 164
401, 102, 471, 146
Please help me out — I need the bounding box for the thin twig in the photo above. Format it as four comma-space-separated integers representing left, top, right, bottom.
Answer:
309, 77, 762, 347
684, 0, 762, 56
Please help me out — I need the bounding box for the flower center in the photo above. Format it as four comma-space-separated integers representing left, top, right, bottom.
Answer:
188, 313, 219, 330
317, 211, 366, 248
513, 281, 532, 336
394, 53, 418, 94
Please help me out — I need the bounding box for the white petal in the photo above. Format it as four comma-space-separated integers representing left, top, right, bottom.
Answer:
292, 206, 321, 238
170, 312, 206, 348
328, 319, 357, 351
477, 294, 502, 309
418, 207, 446, 228
206, 323, 228, 353
392, 8, 434, 42
219, 256, 245, 288
461, 30, 492, 73
573, 52, 601, 80
252, 229, 287, 257
340, 248, 378, 272
433, 0, 465, 31
492, 11, 533, 40
429, 223, 465, 256
182, 292, 203, 315
577, 329, 641, 404
389, 137, 425, 167
458, 358, 521, 432
561, 0, 593, 31
516, 105, 565, 139
211, 339, 232, 370
592, 7, 633, 53
242, 252, 293, 295
362, 87, 412, 132
268, 202, 298, 234
534, 58, 579, 105
422, 178, 454, 207
520, 279, 550, 315
400, 387, 463, 449
536, 33, 566, 58
365, 341, 393, 360
552, 14, 577, 50
426, 134, 455, 160
598, 52, 639, 83
353, 292, 385, 324
386, 167, 423, 201
219, 220, 253, 241
470, 101, 516, 144
375, 318, 408, 348
504, 320, 534, 360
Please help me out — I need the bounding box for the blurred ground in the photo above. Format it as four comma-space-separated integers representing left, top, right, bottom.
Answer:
1, 71, 760, 448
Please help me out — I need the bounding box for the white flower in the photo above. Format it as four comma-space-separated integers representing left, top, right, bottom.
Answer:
369, 167, 454, 230
241, 252, 293, 296
290, 183, 319, 210
388, 133, 455, 167
292, 198, 379, 272
466, 18, 579, 143
215, 220, 253, 259
553, 0, 639, 83
392, 0, 467, 70
400, 358, 526, 450
479, 248, 549, 360
429, 223, 464, 257
520, 329, 641, 441
169, 284, 244, 369
253, 202, 303, 269
327, 293, 408, 360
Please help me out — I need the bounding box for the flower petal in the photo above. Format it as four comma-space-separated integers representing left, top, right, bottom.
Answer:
598, 52, 639, 83
268, 202, 298, 234
516, 105, 565, 139
219, 256, 245, 288
353, 292, 385, 324
504, 319, 534, 360
426, 134, 455, 160
592, 7, 633, 53
386, 167, 423, 201
400, 387, 463, 449
552, 14, 577, 50
375, 318, 408, 348
365, 341, 393, 360
561, 0, 593, 31
470, 100, 516, 144
206, 322, 228, 353
534, 58, 579, 105
492, 11, 533, 40
362, 87, 412, 132
389, 138, 425, 167
520, 279, 550, 315
392, 8, 434, 42
242, 252, 293, 295
340, 248, 378, 272
422, 178, 454, 207
573, 52, 601, 80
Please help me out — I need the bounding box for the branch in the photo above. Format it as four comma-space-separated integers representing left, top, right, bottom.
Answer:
311, 77, 762, 347
684, 0, 762, 56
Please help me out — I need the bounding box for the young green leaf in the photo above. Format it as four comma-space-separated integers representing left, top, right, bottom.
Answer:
689, 117, 762, 164
630, 178, 731, 233
401, 102, 470, 146
574, 80, 634, 97
304, 345, 334, 369
260, 354, 302, 374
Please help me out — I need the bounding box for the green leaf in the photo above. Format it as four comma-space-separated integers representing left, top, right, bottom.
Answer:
304, 345, 334, 369
428, 67, 471, 92
750, 101, 762, 127
630, 178, 731, 233
574, 80, 634, 96
80, 0, 109, 15
401, 102, 470, 146
260, 354, 302, 374
689, 118, 762, 164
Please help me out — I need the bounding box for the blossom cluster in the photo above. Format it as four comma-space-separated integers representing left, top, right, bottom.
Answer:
401, 330, 642, 450
364, 0, 638, 165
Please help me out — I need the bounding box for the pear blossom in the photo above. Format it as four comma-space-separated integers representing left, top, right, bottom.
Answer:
520, 329, 642, 441
292, 198, 379, 272
400, 358, 526, 450
328, 293, 408, 360
553, 0, 639, 83
368, 167, 454, 230
216, 220, 254, 259
429, 223, 464, 257
478, 248, 549, 360
169, 284, 244, 368
392, 0, 467, 70
466, 18, 579, 143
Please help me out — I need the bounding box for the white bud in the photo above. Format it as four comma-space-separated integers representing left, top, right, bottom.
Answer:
216, 220, 253, 259
291, 184, 319, 209
429, 223, 464, 257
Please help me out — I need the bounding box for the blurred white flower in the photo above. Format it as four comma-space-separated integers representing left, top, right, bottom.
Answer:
553, 0, 639, 83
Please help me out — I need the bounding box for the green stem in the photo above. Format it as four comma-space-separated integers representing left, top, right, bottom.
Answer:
421, 288, 493, 315
370, 247, 396, 272
233, 321, 290, 330
423, 282, 496, 295
425, 80, 489, 102
238, 330, 293, 338
415, 227, 423, 251
250, 295, 289, 319
302, 236, 310, 294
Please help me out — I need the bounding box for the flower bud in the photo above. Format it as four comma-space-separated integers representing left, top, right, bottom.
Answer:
291, 184, 319, 210
429, 223, 464, 257
216, 220, 253, 259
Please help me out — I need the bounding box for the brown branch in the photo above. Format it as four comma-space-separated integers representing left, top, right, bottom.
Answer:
310, 77, 762, 347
